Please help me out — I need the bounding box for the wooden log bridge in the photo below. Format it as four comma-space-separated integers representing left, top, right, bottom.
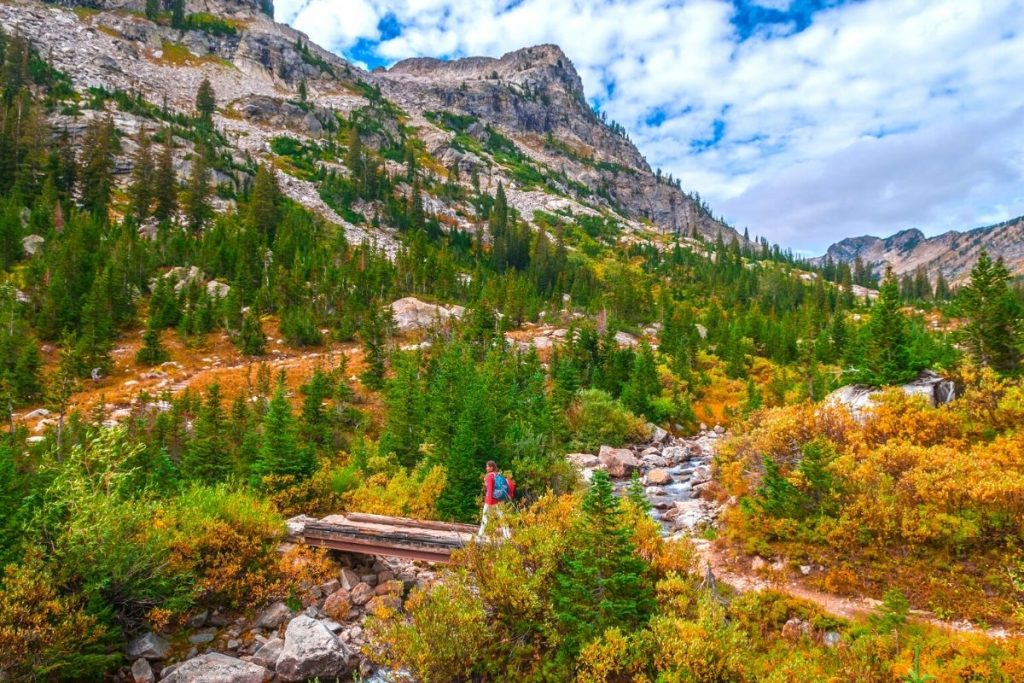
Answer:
302, 513, 478, 563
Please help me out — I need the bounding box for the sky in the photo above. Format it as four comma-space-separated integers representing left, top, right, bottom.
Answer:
273, 0, 1024, 253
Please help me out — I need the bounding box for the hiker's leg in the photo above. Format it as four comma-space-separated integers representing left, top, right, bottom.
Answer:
477, 503, 490, 539
495, 503, 511, 539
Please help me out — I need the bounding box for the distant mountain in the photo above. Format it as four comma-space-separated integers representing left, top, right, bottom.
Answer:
815, 216, 1024, 284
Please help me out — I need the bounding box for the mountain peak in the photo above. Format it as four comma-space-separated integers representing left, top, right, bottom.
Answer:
387, 44, 583, 98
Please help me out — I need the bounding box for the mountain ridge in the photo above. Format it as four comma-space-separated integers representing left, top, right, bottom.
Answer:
815, 214, 1024, 284
1, 0, 745, 247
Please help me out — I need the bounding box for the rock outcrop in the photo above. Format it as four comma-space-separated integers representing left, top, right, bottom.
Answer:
825, 370, 956, 420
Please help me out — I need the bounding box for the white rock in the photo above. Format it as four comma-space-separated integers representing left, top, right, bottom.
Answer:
276, 615, 353, 682
160, 653, 267, 683
566, 453, 600, 469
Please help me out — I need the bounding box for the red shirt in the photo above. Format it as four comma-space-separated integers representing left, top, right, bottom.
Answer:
484, 471, 498, 505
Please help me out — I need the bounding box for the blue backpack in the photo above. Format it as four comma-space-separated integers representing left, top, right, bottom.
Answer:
492, 473, 510, 501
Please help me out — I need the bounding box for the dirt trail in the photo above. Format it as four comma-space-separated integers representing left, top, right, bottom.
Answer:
693, 540, 1021, 639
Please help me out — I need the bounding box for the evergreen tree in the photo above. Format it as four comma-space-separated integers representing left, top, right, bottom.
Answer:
379, 351, 426, 467
436, 375, 497, 522
620, 340, 658, 417
299, 367, 334, 450
128, 127, 154, 220
552, 469, 654, 666
195, 78, 216, 124
957, 249, 1022, 374
135, 316, 169, 366
863, 266, 914, 385
153, 133, 178, 222
145, 0, 160, 20
360, 304, 391, 390
254, 382, 315, 483
183, 148, 211, 234
247, 164, 281, 242
170, 0, 186, 29
78, 114, 119, 218
182, 384, 233, 481
237, 310, 266, 356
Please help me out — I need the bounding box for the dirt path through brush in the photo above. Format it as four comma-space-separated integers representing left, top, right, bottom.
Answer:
692, 540, 1020, 639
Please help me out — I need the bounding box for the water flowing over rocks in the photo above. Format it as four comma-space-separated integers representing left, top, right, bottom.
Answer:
570, 426, 726, 535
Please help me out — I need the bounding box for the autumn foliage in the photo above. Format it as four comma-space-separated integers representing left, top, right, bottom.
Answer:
717, 366, 1024, 626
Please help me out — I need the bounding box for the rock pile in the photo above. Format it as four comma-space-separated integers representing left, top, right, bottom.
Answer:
567, 424, 726, 535
123, 555, 434, 682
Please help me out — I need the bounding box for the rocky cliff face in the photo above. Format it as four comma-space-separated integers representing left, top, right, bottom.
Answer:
817, 216, 1024, 284
1, 0, 742, 248
378, 46, 730, 238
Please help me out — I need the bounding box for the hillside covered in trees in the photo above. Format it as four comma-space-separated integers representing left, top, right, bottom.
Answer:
1, 0, 1024, 680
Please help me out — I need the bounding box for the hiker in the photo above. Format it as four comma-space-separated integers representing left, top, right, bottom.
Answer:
478, 460, 514, 539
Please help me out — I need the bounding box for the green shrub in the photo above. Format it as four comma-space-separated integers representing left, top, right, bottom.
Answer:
566, 388, 648, 452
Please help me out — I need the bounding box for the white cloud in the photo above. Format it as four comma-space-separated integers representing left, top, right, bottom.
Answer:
276, 0, 1024, 251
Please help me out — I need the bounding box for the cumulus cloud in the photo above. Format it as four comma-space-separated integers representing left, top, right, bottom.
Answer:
275, 0, 1024, 251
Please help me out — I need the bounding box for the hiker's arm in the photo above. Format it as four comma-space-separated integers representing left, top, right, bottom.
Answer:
485, 473, 494, 499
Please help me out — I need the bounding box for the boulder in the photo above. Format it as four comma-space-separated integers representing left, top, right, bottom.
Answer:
126, 632, 170, 660
825, 370, 956, 420
751, 556, 767, 571
276, 615, 353, 682
130, 658, 154, 683
613, 331, 638, 347
251, 636, 284, 669
566, 453, 600, 469
160, 653, 267, 683
661, 446, 686, 464
598, 446, 641, 478
323, 589, 351, 621
207, 280, 231, 299
22, 234, 44, 256
339, 567, 361, 591
645, 469, 673, 486
254, 601, 293, 630
648, 424, 669, 443
641, 454, 667, 468
390, 297, 464, 332
350, 582, 375, 606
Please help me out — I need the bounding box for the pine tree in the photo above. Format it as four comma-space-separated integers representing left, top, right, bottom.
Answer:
182, 384, 233, 482
237, 310, 266, 356
379, 351, 426, 467
552, 469, 655, 665
78, 114, 119, 218
153, 133, 178, 222
254, 383, 315, 483
170, 0, 186, 29
620, 340, 658, 417
144, 0, 160, 20
360, 304, 391, 390
247, 164, 280, 242
135, 316, 169, 366
183, 148, 211, 234
863, 266, 913, 385
46, 334, 81, 452
128, 127, 154, 220
195, 77, 216, 124
299, 367, 334, 450
436, 374, 496, 522
957, 249, 1022, 374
